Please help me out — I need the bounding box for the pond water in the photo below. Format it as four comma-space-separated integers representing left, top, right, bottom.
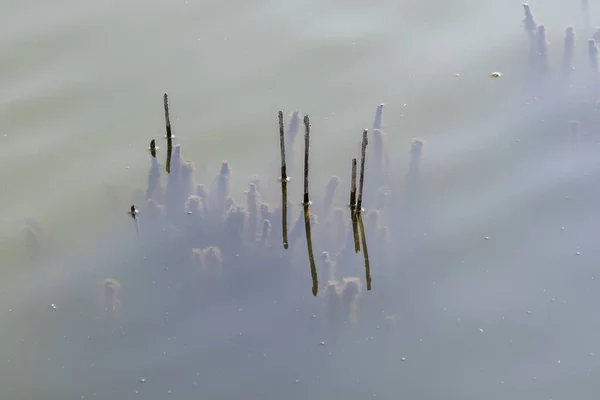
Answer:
2, 0, 600, 399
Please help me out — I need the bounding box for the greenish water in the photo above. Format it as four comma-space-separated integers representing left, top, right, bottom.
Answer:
2, 0, 600, 399
0, 0, 539, 251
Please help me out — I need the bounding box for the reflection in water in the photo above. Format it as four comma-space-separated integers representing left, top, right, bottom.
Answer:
302, 115, 318, 296
10, 3, 600, 398
582, 0, 591, 32
564, 27, 575, 74
128, 204, 139, 237
357, 213, 371, 291
356, 129, 371, 290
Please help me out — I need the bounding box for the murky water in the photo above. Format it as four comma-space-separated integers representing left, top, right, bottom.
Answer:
2, 1, 600, 399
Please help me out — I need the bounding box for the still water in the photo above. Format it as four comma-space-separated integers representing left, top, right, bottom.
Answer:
2, 0, 600, 398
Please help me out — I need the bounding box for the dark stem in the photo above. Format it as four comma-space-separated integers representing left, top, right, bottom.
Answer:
357, 213, 371, 290
303, 115, 310, 206
150, 139, 157, 158
164, 93, 173, 174
278, 111, 289, 249
303, 114, 318, 296
357, 129, 368, 212
350, 158, 360, 253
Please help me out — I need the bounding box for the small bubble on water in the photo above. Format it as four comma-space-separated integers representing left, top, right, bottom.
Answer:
479, 328, 484, 332
295, 380, 300, 384
401, 357, 407, 362
576, 251, 581, 256
484, 236, 490, 240
50, 304, 57, 310
320, 341, 326, 346
139, 378, 146, 383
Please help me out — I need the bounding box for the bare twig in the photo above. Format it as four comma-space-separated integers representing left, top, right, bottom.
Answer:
278, 111, 289, 249
164, 93, 173, 174
357, 129, 371, 290
350, 158, 360, 253
357, 129, 368, 212
303, 114, 318, 296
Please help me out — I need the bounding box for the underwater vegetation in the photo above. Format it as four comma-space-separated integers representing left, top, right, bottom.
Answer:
12, 4, 600, 398
22, 2, 600, 324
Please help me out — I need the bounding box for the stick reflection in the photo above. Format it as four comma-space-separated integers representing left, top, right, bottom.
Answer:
303, 115, 318, 296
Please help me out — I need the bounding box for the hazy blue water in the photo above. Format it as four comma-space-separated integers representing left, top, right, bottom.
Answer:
3, 0, 600, 399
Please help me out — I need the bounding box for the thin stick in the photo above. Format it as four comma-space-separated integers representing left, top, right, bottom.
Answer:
356, 129, 371, 290
350, 158, 360, 253
278, 111, 289, 249
357, 129, 368, 213
357, 213, 371, 290
164, 93, 173, 174
303, 114, 318, 296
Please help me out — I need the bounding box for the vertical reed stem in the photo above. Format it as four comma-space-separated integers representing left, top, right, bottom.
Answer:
357, 129, 371, 290
350, 158, 360, 253
164, 93, 173, 174
303, 115, 318, 296
357, 129, 368, 212
278, 111, 289, 249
